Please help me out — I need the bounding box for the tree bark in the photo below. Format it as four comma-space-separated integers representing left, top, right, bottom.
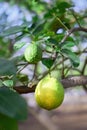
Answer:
14, 75, 87, 94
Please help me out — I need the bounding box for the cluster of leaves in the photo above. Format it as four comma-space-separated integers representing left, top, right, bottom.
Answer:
0, 0, 87, 129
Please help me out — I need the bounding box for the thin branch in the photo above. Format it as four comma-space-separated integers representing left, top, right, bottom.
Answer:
55, 16, 69, 30
81, 57, 87, 75
32, 64, 38, 79
61, 27, 87, 44
61, 55, 65, 78
52, 13, 69, 31
69, 9, 82, 27
17, 63, 29, 74
39, 57, 68, 80
14, 85, 36, 94
64, 66, 82, 76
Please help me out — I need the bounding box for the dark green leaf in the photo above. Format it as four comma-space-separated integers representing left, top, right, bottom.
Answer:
54, 34, 74, 43
57, 1, 72, 13
62, 49, 80, 67
60, 41, 75, 49
32, 21, 45, 35
0, 113, 18, 130
0, 38, 11, 58
0, 80, 3, 87
0, 87, 28, 120
17, 74, 28, 84
0, 26, 24, 37
42, 58, 54, 69
48, 38, 58, 45
0, 58, 17, 76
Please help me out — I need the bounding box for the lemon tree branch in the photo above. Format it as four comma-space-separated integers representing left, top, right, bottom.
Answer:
61, 27, 87, 44
13, 75, 87, 94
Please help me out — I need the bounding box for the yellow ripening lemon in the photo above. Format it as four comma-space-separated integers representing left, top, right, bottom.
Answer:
35, 75, 64, 110
24, 44, 42, 64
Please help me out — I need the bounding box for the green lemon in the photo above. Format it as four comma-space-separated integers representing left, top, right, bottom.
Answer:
24, 44, 42, 64
35, 75, 64, 110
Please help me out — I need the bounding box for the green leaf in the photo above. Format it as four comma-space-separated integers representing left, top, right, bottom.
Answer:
0, 113, 18, 130
48, 38, 58, 45
3, 80, 14, 87
62, 49, 80, 67
0, 26, 24, 37
17, 74, 28, 84
42, 58, 54, 69
32, 21, 45, 35
0, 58, 17, 76
0, 87, 28, 120
60, 41, 75, 49
14, 42, 26, 51
0, 80, 3, 87
57, 1, 72, 13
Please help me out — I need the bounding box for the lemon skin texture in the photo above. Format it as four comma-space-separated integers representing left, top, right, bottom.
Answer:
35, 76, 64, 110
24, 44, 42, 64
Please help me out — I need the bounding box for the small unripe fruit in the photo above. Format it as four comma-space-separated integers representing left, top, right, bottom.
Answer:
24, 44, 42, 64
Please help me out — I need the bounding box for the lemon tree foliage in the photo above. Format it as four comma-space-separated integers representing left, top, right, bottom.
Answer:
0, 113, 18, 130
0, 0, 87, 129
